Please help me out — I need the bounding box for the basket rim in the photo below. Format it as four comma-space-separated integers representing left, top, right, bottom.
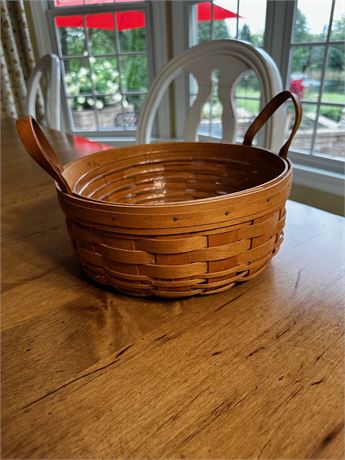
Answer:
60, 141, 291, 209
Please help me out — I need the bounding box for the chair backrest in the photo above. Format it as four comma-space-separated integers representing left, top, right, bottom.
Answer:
136, 39, 285, 151
26, 54, 61, 131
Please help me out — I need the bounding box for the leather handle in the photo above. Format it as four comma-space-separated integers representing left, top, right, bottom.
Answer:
242, 90, 302, 159
16, 115, 72, 194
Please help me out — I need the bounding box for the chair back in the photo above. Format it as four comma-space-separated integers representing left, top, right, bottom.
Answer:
137, 39, 284, 151
26, 54, 61, 131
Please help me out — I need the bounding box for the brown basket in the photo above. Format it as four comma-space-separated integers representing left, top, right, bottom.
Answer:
16, 91, 302, 298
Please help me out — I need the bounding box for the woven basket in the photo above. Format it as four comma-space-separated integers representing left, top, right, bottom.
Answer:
17, 91, 302, 298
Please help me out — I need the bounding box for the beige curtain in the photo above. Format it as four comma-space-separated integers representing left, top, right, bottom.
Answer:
1, 0, 43, 119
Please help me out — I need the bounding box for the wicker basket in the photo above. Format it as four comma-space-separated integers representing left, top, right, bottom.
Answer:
17, 91, 302, 298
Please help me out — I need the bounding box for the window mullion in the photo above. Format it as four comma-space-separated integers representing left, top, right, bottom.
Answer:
112, 12, 126, 125
82, 14, 100, 131
264, 0, 296, 86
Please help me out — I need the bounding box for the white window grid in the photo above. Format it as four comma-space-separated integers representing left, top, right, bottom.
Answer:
288, 0, 345, 156
182, 0, 345, 165
47, 0, 154, 136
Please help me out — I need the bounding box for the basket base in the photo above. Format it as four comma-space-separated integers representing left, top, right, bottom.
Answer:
81, 261, 270, 299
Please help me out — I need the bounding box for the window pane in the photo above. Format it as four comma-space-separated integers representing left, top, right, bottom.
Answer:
68, 97, 97, 131
290, 46, 325, 102
235, 97, 260, 141
314, 105, 345, 158
331, 0, 345, 41
55, 16, 87, 56
235, 70, 260, 98
197, 18, 211, 45
237, 0, 266, 46
292, 0, 332, 43
120, 55, 148, 91
234, 70, 260, 140
290, 102, 317, 153
118, 18, 146, 52
190, 2, 211, 45
212, 0, 237, 40
322, 45, 345, 104
214, 0, 238, 39
64, 59, 92, 95
190, 1, 239, 46
88, 14, 116, 55
90, 57, 119, 94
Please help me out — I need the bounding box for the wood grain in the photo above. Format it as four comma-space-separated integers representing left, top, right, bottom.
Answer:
2, 119, 344, 459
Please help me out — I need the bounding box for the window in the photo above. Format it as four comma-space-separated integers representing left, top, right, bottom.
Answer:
47, 0, 153, 136
173, 0, 345, 169
288, 0, 345, 161
32, 0, 344, 171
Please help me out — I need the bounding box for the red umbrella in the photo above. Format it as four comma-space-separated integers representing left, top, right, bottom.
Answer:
55, 11, 145, 31
198, 2, 239, 21
55, 1, 238, 31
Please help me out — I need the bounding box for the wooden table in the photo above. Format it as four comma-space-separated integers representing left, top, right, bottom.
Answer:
2, 119, 344, 459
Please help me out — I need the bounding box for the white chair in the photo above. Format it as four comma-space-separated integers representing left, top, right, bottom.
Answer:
137, 39, 285, 151
26, 54, 61, 131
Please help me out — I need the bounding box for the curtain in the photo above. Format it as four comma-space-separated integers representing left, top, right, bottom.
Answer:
1, 0, 43, 119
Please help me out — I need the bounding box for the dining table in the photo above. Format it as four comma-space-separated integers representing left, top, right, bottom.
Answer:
2, 118, 344, 459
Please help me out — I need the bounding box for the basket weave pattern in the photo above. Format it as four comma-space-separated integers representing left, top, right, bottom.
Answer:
66, 205, 287, 297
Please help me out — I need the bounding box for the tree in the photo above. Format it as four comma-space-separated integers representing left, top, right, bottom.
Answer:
197, 20, 229, 42
328, 15, 345, 70
240, 24, 251, 42
291, 9, 315, 74
293, 8, 310, 42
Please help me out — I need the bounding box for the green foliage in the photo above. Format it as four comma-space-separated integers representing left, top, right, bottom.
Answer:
65, 58, 121, 110
121, 55, 148, 93
320, 106, 342, 122
197, 20, 229, 42
197, 21, 262, 46
292, 9, 345, 72
293, 8, 310, 42
329, 16, 345, 71
240, 24, 251, 42
292, 46, 324, 74
61, 25, 147, 111
60, 27, 86, 56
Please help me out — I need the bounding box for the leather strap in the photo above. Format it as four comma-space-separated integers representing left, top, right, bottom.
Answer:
16, 115, 72, 194
242, 90, 303, 159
